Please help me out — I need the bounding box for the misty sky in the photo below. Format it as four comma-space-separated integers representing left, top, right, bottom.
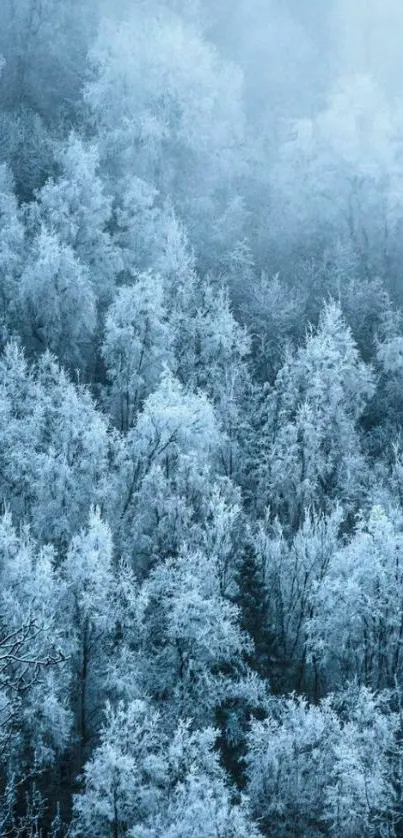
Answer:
206, 0, 403, 123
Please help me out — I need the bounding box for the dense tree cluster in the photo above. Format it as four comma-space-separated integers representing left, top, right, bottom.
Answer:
2, 0, 403, 835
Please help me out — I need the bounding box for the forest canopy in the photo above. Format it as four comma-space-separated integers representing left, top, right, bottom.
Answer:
1, 1, 403, 835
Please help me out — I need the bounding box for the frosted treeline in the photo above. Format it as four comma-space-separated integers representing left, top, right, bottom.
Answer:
1, 1, 403, 835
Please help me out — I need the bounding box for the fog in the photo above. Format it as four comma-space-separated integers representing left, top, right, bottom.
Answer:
208, 0, 403, 115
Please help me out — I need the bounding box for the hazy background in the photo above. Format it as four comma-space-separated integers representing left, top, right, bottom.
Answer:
208, 0, 403, 113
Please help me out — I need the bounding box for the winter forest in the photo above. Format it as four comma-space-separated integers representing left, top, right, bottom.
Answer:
4, 0, 403, 835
